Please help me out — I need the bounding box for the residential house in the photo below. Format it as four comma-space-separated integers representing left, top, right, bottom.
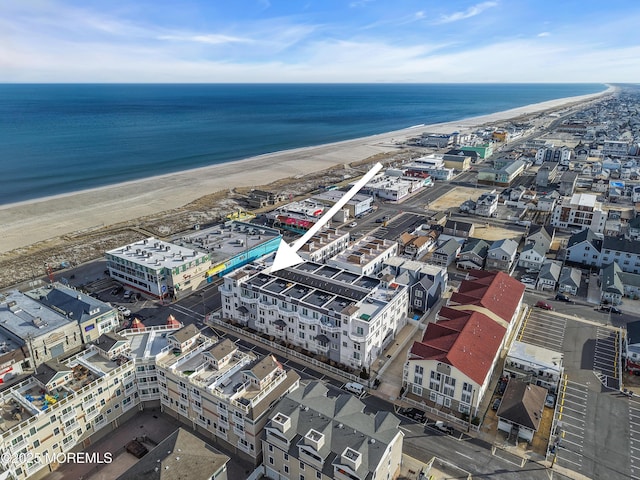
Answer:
475, 192, 499, 217
565, 228, 603, 268
261, 381, 403, 480
518, 242, 547, 272
456, 238, 490, 270
443, 220, 474, 239
558, 267, 581, 295
625, 321, 640, 373
247, 190, 287, 208
600, 237, 640, 275
536, 162, 559, 188
382, 258, 448, 313
496, 380, 547, 443
404, 271, 526, 416
430, 238, 461, 267
526, 225, 554, 251
601, 262, 624, 305
559, 171, 579, 196
486, 239, 519, 272
398, 232, 438, 259
536, 261, 562, 291
534, 191, 560, 213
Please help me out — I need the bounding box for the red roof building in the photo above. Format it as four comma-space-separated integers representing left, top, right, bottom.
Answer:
405, 271, 525, 415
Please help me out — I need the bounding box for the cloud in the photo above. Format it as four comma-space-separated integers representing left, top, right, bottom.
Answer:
537, 32, 551, 37
349, 0, 374, 7
435, 2, 498, 24
157, 34, 251, 45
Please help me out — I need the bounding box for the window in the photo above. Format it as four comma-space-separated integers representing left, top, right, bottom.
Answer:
316, 471, 322, 479
269, 444, 273, 452
269, 456, 274, 465
284, 453, 289, 461
284, 465, 289, 474
300, 461, 305, 470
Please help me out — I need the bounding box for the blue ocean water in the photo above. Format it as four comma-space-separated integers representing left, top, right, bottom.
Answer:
0, 83, 606, 205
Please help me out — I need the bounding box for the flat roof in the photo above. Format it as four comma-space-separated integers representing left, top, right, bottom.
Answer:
508, 341, 563, 371
106, 237, 208, 271
569, 193, 597, 208
0, 290, 75, 340
312, 191, 373, 205
177, 221, 281, 265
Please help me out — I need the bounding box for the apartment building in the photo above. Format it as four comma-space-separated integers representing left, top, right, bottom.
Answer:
327, 237, 398, 276
0, 336, 139, 479
311, 192, 374, 219
0, 322, 301, 479
106, 238, 210, 299
24, 283, 119, 343
262, 381, 403, 480
551, 193, 608, 233
0, 290, 84, 368
298, 229, 350, 264
475, 192, 499, 217
403, 271, 525, 416
220, 260, 409, 370
156, 331, 300, 465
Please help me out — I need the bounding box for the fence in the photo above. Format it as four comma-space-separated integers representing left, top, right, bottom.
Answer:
402, 396, 480, 432
206, 316, 362, 384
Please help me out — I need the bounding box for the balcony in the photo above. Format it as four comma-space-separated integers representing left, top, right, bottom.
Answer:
84, 397, 98, 409
237, 440, 251, 454
192, 403, 203, 415
233, 424, 245, 437
61, 410, 77, 423
9, 437, 28, 453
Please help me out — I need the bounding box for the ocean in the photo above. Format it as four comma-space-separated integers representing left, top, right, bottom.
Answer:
0, 83, 606, 205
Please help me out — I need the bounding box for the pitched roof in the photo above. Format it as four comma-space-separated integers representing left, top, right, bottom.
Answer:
602, 236, 640, 255
567, 228, 602, 251
488, 238, 518, 256
116, 428, 229, 480
460, 238, 490, 256
169, 324, 199, 344
538, 261, 561, 281
444, 220, 473, 232
559, 267, 581, 288
627, 320, 640, 346
410, 271, 525, 385
496, 380, 546, 431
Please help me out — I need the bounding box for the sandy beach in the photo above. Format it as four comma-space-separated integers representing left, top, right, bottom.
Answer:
0, 87, 613, 254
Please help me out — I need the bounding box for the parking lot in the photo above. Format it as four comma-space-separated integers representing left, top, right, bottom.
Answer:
550, 378, 589, 473
517, 308, 566, 353
593, 327, 621, 390
629, 397, 640, 480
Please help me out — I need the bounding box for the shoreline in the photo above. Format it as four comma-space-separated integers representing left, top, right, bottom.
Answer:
0, 86, 614, 254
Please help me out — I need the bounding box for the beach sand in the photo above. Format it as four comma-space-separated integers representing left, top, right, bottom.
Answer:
0, 87, 613, 254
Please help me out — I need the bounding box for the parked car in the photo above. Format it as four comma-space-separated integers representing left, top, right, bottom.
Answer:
535, 301, 553, 310
555, 293, 572, 303
492, 398, 502, 411
348, 222, 358, 228
123, 290, 133, 300
545, 394, 556, 408
375, 218, 385, 223
398, 407, 426, 423
111, 285, 123, 295
344, 382, 365, 396
596, 305, 622, 314
434, 421, 455, 435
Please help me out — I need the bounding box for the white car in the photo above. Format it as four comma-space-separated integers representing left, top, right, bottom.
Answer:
344, 382, 365, 396
348, 222, 358, 228
117, 306, 131, 317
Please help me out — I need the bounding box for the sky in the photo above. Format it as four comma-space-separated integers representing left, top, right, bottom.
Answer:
1, 0, 639, 83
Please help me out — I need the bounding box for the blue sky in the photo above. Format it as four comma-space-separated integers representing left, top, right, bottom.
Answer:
1, 0, 639, 82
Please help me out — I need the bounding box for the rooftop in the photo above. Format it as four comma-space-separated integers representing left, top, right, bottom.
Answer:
106, 237, 208, 271
0, 290, 76, 341
176, 220, 281, 264
25, 283, 116, 324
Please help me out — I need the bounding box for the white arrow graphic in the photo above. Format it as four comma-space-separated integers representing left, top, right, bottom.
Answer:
270, 162, 384, 272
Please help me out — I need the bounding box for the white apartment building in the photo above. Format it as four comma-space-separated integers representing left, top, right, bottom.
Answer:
504, 341, 563, 393
106, 237, 210, 299
550, 193, 608, 233
361, 174, 418, 201
0, 323, 300, 479
475, 191, 499, 217
327, 237, 398, 276
262, 381, 403, 480
220, 260, 409, 370
298, 228, 350, 264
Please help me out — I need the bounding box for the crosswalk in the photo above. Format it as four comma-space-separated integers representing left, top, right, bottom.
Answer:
593, 327, 621, 390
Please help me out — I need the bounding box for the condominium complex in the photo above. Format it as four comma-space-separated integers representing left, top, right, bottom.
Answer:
0, 324, 299, 479
327, 237, 398, 276
220, 260, 409, 370
404, 271, 525, 416
298, 228, 350, 264
261, 381, 403, 480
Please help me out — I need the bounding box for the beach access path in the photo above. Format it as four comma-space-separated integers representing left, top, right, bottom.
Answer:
0, 88, 612, 255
